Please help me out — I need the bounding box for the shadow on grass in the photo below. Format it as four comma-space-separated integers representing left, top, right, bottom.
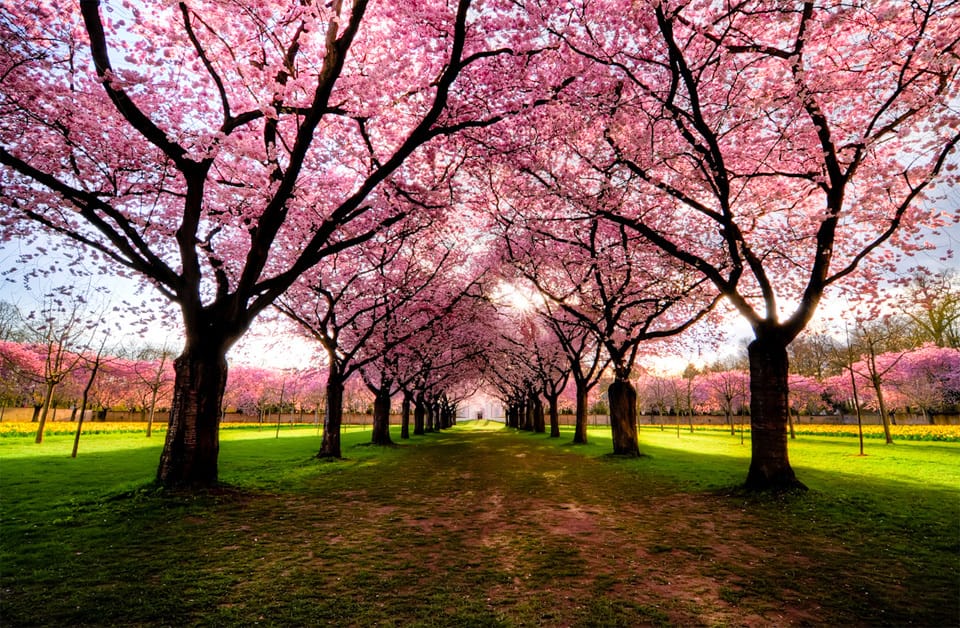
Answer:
2, 425, 958, 626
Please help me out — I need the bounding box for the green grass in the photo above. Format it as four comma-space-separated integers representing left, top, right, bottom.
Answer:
2, 422, 958, 626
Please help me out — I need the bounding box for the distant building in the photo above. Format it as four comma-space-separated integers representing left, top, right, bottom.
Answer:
457, 394, 504, 422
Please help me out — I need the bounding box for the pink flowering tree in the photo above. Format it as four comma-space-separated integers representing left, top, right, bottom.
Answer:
496, 192, 719, 454
131, 347, 176, 437
1, 1, 570, 486
786, 374, 827, 437
0, 340, 45, 413
699, 370, 750, 436
277, 211, 488, 455
888, 346, 960, 423
532, 0, 959, 489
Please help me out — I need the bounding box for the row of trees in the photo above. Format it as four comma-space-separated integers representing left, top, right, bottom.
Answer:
3, 1, 958, 490
634, 345, 960, 427
6, 324, 954, 428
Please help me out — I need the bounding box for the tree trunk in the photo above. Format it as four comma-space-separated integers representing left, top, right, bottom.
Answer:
573, 385, 588, 444
871, 375, 894, 444
72, 355, 102, 458
413, 395, 426, 435
370, 387, 393, 445
156, 345, 228, 488
146, 387, 159, 438
608, 379, 640, 456
744, 338, 806, 491
532, 394, 545, 433
34, 382, 56, 444
525, 395, 535, 431
506, 402, 518, 429
400, 391, 411, 439
546, 394, 560, 438
318, 379, 345, 458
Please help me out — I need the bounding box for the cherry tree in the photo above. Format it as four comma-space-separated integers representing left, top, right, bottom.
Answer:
787, 374, 827, 437
1, 1, 570, 486
497, 196, 718, 454
131, 347, 175, 437
848, 318, 914, 443
222, 365, 279, 420
482, 315, 541, 430
700, 370, 750, 436
353, 231, 489, 446
536, 0, 960, 489
518, 317, 571, 438
536, 302, 609, 444
636, 371, 673, 430
277, 210, 488, 454
10, 296, 98, 442
0, 339, 46, 415
889, 345, 960, 422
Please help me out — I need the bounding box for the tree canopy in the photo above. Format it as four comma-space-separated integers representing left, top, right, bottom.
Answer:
2, 0, 957, 490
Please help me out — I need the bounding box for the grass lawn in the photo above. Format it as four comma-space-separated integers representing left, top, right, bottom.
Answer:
1, 421, 958, 626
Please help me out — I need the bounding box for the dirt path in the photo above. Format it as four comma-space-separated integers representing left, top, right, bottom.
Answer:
295, 427, 823, 626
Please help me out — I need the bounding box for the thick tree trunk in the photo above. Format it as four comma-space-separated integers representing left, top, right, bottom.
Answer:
318, 379, 344, 459
608, 379, 640, 456
546, 394, 560, 438
370, 388, 393, 445
157, 345, 228, 488
532, 394, 545, 433
400, 392, 411, 439
413, 395, 426, 435
744, 338, 806, 491
506, 402, 518, 429
446, 401, 456, 427
522, 395, 534, 431
573, 384, 588, 445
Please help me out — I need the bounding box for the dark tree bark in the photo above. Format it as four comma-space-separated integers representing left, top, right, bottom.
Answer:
157, 341, 229, 487
532, 393, 545, 433
318, 379, 345, 459
521, 394, 533, 431
370, 387, 393, 445
744, 338, 806, 491
505, 401, 517, 428
546, 393, 561, 438
400, 390, 412, 439
425, 400, 435, 432
413, 394, 426, 435
608, 378, 640, 456
573, 384, 588, 444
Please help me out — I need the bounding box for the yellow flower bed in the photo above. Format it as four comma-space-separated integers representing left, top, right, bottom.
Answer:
674, 423, 960, 442
0, 421, 283, 437
790, 423, 960, 442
